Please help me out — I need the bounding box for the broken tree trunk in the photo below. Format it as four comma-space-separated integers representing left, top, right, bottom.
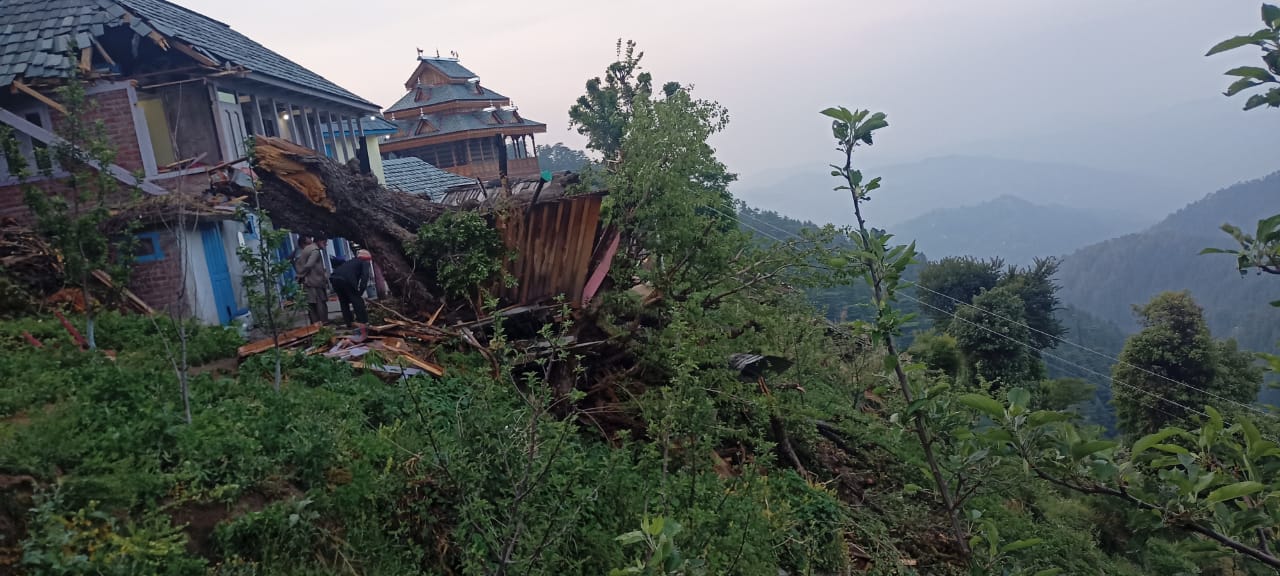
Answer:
247, 136, 446, 309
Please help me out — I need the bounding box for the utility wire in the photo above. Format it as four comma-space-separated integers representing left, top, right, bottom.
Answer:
734, 204, 1279, 424
726, 204, 1279, 434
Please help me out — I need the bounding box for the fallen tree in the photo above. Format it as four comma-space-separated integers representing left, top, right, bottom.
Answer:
246, 136, 448, 309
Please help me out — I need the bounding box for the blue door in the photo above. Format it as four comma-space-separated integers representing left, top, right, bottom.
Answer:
201, 223, 238, 325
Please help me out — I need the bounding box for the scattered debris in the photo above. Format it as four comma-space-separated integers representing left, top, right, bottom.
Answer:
237, 320, 447, 380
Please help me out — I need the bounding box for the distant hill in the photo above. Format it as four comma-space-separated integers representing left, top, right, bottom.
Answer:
894, 195, 1149, 265
1055, 172, 1280, 405
735, 155, 1188, 228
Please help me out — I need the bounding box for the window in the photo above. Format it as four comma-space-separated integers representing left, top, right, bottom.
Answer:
0, 105, 56, 182
134, 231, 166, 263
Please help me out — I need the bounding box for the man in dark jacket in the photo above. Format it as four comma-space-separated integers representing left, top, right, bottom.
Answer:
330, 249, 372, 327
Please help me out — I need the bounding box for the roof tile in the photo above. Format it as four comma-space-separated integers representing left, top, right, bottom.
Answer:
382, 156, 474, 201
0, 0, 376, 110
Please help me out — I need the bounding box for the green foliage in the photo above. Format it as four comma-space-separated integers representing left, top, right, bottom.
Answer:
407, 210, 511, 302
1206, 4, 1280, 111
609, 516, 705, 576
917, 256, 1003, 327
21, 491, 204, 575
951, 286, 1040, 390
536, 142, 594, 173
1112, 291, 1260, 435
235, 206, 298, 392
965, 384, 1280, 572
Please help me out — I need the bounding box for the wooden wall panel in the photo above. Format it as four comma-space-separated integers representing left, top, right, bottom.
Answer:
498, 194, 604, 306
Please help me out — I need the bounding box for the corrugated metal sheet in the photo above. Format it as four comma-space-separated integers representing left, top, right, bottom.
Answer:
497, 193, 603, 306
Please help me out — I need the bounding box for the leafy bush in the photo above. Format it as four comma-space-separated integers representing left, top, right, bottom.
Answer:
407, 210, 512, 301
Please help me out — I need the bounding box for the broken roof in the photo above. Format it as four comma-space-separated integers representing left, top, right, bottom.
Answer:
0, 0, 377, 110
382, 156, 474, 201
385, 83, 509, 114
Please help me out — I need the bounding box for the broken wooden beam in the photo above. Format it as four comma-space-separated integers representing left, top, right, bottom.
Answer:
237, 324, 321, 358
11, 80, 68, 115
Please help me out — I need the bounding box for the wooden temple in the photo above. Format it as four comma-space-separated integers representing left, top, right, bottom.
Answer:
380, 53, 546, 181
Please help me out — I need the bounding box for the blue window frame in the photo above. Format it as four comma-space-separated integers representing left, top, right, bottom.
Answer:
134, 231, 165, 263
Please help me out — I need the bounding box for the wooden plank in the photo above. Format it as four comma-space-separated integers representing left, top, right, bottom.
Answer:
12, 80, 68, 115
91, 37, 117, 67
237, 324, 321, 358
90, 269, 154, 314
147, 31, 170, 51
171, 40, 218, 67
79, 47, 92, 72
395, 352, 445, 377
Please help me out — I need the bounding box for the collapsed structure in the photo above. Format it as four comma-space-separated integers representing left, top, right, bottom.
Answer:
0, 0, 606, 325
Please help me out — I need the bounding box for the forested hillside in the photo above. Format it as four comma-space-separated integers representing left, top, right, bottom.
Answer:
894, 195, 1148, 265
1056, 172, 1280, 362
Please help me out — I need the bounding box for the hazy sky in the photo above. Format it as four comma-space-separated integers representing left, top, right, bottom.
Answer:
181, 0, 1270, 192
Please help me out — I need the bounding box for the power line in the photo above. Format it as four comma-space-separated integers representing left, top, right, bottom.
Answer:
735, 204, 1279, 424
726, 204, 1280, 432
908, 275, 1279, 423
900, 291, 1211, 423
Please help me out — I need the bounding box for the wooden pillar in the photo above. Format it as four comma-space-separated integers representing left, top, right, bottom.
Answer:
283, 102, 301, 146
250, 94, 266, 136
340, 114, 356, 161
323, 111, 340, 161
269, 98, 285, 140
300, 108, 318, 152
344, 115, 358, 163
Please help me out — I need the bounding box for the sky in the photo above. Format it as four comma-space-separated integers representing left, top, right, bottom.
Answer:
180, 0, 1273, 196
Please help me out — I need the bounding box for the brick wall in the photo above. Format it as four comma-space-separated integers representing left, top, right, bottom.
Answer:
50, 86, 145, 173
129, 228, 185, 316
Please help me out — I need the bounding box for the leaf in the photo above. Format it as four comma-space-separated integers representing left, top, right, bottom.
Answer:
1070, 440, 1117, 460
1207, 34, 1265, 56
1151, 444, 1191, 455
1264, 3, 1280, 27
1199, 247, 1235, 255
999, 538, 1044, 554
958, 393, 1005, 418
1225, 77, 1263, 96
615, 531, 646, 546
1133, 428, 1184, 457
1028, 410, 1070, 427
1244, 93, 1270, 110
1205, 481, 1265, 504
1226, 66, 1278, 82
819, 107, 854, 123
1032, 569, 1065, 576
982, 428, 1015, 444
1007, 388, 1031, 410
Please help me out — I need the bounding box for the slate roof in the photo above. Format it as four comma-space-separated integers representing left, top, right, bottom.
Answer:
382, 156, 474, 201
0, 0, 377, 109
385, 83, 509, 114
419, 57, 474, 79
389, 109, 545, 141
0, 0, 128, 86
320, 116, 399, 137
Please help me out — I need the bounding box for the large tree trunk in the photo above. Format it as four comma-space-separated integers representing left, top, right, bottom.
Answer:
247, 136, 445, 310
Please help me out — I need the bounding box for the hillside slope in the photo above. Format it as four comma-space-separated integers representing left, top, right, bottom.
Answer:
1055, 172, 1280, 405
894, 195, 1148, 265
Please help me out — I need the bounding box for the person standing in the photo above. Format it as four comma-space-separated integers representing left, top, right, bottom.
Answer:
296, 237, 329, 325
330, 249, 372, 327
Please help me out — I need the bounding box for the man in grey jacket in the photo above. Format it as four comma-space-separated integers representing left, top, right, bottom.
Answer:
295, 238, 329, 324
